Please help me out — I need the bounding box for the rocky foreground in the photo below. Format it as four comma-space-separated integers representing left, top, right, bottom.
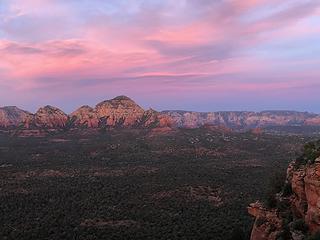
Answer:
248, 141, 320, 240
1, 95, 320, 131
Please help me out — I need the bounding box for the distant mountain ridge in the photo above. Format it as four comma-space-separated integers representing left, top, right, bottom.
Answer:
163, 110, 320, 129
0, 96, 172, 130
1, 96, 320, 130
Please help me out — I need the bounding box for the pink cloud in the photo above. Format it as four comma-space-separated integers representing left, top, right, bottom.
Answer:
0, 0, 319, 111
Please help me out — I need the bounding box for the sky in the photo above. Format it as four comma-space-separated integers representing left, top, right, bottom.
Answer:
0, 0, 319, 113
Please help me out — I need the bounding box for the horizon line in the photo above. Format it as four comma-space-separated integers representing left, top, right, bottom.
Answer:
1, 95, 319, 115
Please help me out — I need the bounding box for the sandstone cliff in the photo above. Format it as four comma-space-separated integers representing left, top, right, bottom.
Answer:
34, 105, 69, 128
70, 96, 173, 129
249, 141, 320, 240
0, 106, 33, 128
95, 96, 145, 127
139, 109, 174, 128
70, 105, 99, 128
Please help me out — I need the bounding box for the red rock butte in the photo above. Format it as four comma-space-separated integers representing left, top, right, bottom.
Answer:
1, 96, 320, 130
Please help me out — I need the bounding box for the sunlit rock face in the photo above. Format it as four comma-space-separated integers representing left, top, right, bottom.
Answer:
95, 96, 145, 127
70, 96, 174, 129
0, 106, 33, 128
70, 105, 99, 128
34, 105, 68, 128
139, 109, 174, 128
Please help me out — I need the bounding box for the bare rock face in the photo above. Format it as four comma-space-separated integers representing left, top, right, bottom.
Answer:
95, 96, 145, 127
249, 152, 320, 239
70, 106, 99, 128
284, 160, 320, 234
69, 96, 172, 129
157, 113, 174, 128
140, 109, 159, 127
304, 162, 320, 232
248, 202, 283, 240
140, 109, 174, 128
0, 106, 33, 128
35, 105, 68, 128
291, 167, 308, 218
50, 96, 174, 129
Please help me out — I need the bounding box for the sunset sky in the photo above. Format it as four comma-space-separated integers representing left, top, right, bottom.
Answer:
0, 0, 319, 113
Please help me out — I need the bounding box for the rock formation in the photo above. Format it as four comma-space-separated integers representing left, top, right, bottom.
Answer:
140, 109, 174, 128
70, 96, 173, 129
0, 96, 173, 130
0, 106, 33, 128
95, 96, 145, 127
248, 202, 283, 240
1, 96, 320, 131
70, 105, 99, 128
248, 141, 320, 240
34, 105, 68, 128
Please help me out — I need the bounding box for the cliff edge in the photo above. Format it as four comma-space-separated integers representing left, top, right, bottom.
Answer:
249, 140, 320, 240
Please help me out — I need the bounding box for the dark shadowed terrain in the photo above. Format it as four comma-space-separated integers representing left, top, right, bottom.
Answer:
0, 128, 319, 240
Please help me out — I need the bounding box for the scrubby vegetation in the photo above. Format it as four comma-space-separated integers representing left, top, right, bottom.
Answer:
293, 140, 320, 169
282, 182, 293, 197
307, 231, 320, 240
264, 170, 288, 208
291, 219, 308, 233
0, 128, 317, 240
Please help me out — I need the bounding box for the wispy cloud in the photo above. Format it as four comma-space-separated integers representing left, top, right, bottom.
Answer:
0, 0, 319, 112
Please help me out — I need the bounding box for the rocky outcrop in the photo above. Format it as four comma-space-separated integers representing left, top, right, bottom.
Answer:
69, 97, 173, 129
95, 96, 145, 127
249, 142, 320, 239
0, 106, 33, 128
248, 202, 283, 240
289, 164, 308, 218
0, 96, 173, 130
139, 109, 174, 128
303, 160, 320, 233
70, 105, 99, 128
34, 105, 68, 128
